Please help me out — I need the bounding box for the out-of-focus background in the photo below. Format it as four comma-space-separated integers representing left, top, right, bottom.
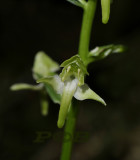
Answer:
0, 0, 140, 160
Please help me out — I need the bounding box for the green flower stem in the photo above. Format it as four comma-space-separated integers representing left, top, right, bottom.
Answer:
78, 0, 97, 63
60, 100, 78, 160
61, 0, 97, 159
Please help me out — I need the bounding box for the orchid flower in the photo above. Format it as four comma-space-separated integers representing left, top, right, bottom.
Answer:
10, 51, 60, 116
37, 55, 106, 128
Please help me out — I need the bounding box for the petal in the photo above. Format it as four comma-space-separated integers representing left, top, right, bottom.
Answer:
37, 75, 64, 94
74, 84, 106, 106
10, 83, 43, 91
32, 51, 59, 79
57, 79, 78, 128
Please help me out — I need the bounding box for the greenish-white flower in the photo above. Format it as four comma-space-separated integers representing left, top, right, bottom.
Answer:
37, 55, 106, 128
37, 75, 106, 128
10, 51, 60, 116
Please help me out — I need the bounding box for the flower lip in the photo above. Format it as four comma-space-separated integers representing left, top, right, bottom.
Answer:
57, 77, 78, 128
37, 74, 106, 128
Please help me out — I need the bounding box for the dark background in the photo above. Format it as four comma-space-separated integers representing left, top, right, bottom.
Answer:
0, 0, 140, 160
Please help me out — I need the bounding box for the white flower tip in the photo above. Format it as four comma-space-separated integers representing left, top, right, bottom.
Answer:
100, 99, 107, 106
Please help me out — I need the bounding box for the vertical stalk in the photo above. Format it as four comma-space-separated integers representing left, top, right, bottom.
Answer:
60, 0, 97, 160
79, 0, 97, 62
60, 100, 78, 160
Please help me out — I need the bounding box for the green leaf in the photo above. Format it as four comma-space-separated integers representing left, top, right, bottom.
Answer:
10, 83, 43, 91
67, 0, 86, 8
88, 44, 125, 63
32, 51, 59, 80
74, 84, 106, 106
